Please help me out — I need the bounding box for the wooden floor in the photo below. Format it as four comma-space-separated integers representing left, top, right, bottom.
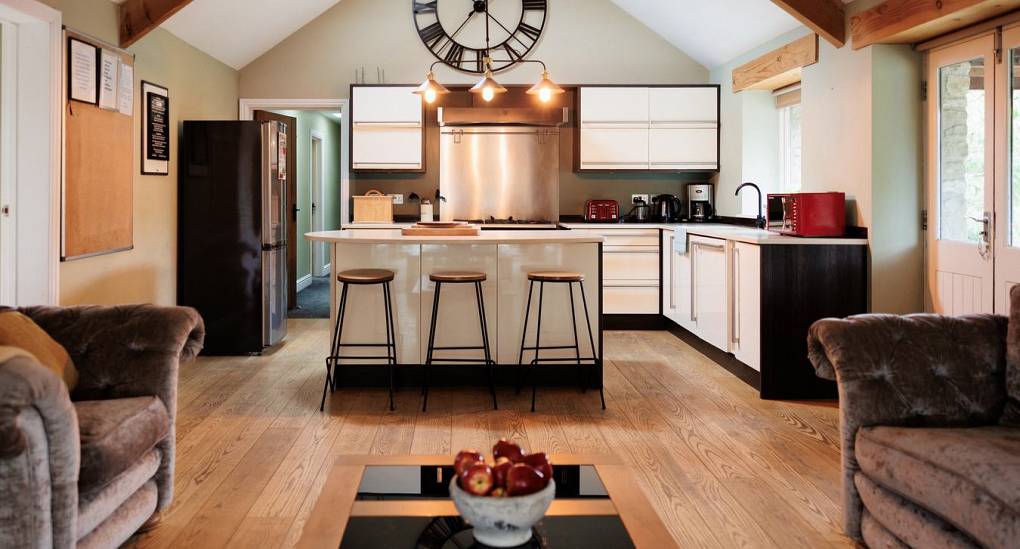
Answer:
130, 319, 849, 548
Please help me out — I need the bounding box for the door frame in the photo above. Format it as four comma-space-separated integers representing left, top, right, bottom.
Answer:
309, 129, 327, 277
239, 98, 350, 227
0, 0, 61, 306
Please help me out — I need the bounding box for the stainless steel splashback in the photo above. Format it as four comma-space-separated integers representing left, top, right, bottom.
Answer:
440, 126, 559, 222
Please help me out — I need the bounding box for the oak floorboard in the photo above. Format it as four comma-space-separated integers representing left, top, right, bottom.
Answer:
130, 320, 849, 548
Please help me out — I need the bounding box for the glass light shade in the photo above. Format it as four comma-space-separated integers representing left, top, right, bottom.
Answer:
527, 71, 564, 103
413, 71, 450, 104
469, 70, 507, 102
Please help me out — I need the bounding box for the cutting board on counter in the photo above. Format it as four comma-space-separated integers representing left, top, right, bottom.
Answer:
400, 223, 480, 236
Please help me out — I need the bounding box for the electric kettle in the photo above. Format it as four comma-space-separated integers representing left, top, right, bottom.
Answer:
652, 194, 682, 222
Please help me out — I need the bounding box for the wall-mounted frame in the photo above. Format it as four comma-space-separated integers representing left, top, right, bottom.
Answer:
141, 80, 170, 175
67, 37, 97, 105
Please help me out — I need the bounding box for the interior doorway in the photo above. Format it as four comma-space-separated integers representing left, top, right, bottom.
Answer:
310, 130, 327, 277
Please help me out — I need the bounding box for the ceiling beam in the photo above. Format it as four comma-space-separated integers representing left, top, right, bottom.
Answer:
119, 0, 193, 48
733, 34, 818, 93
850, 0, 1020, 50
770, 0, 846, 48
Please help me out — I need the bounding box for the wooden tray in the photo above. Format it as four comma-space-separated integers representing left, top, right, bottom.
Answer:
401, 224, 480, 236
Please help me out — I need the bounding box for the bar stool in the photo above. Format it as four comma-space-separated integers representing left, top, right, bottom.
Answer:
422, 271, 497, 412
518, 271, 604, 412
321, 268, 397, 412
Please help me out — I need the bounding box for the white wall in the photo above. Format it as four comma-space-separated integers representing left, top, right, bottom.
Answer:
239, 0, 709, 98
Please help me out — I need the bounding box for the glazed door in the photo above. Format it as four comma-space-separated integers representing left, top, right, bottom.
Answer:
994, 26, 1020, 313
926, 35, 995, 314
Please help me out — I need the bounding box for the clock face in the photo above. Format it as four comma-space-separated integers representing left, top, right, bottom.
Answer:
412, 0, 548, 74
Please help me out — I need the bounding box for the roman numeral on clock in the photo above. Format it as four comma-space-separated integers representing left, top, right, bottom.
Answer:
413, 0, 437, 14
518, 22, 541, 41
522, 0, 546, 10
444, 43, 464, 67
419, 21, 445, 48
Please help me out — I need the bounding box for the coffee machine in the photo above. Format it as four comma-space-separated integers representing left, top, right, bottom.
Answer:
687, 183, 715, 222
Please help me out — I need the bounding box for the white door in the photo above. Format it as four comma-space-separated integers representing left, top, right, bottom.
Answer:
927, 35, 995, 314
994, 27, 1020, 313
310, 133, 325, 276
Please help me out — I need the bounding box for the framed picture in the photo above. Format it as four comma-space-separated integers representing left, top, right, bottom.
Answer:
68, 37, 97, 104
141, 81, 170, 175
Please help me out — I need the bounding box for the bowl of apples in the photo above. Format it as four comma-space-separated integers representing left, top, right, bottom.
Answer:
450, 439, 555, 548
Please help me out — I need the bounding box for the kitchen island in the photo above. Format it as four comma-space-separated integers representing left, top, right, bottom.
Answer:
305, 229, 604, 387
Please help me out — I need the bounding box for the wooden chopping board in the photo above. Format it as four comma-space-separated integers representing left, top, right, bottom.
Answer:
401, 224, 481, 236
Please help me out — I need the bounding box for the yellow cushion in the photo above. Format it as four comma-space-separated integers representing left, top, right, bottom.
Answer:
0, 311, 77, 389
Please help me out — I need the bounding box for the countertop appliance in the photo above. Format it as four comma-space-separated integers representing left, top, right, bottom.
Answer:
440, 109, 566, 223
687, 183, 715, 222
767, 192, 846, 237
584, 199, 620, 222
179, 120, 288, 354
626, 198, 652, 222
652, 194, 682, 222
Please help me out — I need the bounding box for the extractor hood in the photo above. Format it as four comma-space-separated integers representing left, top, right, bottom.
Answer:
438, 107, 568, 127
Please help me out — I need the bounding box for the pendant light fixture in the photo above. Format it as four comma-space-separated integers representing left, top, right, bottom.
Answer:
413, 69, 450, 104
469, 57, 507, 102
526, 67, 565, 103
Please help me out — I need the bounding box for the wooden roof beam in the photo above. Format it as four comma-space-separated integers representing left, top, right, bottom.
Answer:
733, 34, 818, 93
119, 0, 193, 48
851, 0, 1020, 50
770, 0, 846, 48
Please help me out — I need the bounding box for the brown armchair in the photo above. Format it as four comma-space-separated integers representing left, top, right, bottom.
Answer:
808, 293, 1019, 548
0, 305, 204, 549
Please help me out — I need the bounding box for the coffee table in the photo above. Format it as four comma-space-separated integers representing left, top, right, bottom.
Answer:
297, 454, 676, 549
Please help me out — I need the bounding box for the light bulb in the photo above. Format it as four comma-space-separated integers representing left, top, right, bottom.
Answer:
482, 87, 495, 102
424, 88, 437, 104
539, 88, 552, 103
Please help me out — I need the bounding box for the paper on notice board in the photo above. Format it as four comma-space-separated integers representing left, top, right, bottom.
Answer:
98, 50, 119, 111
69, 38, 97, 104
118, 64, 134, 116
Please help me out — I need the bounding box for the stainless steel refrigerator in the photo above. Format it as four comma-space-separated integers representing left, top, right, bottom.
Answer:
178, 120, 287, 354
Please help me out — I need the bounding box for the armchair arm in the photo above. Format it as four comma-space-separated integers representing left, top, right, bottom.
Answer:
807, 312, 1008, 540
0, 355, 79, 549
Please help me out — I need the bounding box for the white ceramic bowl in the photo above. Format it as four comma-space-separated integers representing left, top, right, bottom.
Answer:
449, 477, 556, 548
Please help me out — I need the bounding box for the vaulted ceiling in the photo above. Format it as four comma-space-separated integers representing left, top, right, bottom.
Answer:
137, 0, 806, 71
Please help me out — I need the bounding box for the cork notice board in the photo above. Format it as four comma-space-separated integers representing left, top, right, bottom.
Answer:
62, 29, 134, 260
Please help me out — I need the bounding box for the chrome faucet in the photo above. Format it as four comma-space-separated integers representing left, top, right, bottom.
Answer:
735, 182, 766, 229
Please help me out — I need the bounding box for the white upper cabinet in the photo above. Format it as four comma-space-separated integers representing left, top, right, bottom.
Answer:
351, 85, 423, 171
649, 87, 718, 124
352, 86, 423, 124
580, 87, 649, 124
580, 128, 649, 170
649, 128, 718, 170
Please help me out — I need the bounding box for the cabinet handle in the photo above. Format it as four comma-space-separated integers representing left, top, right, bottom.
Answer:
690, 245, 697, 322
732, 246, 740, 346
668, 236, 676, 309
692, 241, 725, 252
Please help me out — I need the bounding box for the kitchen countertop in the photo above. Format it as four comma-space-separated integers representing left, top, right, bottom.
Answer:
557, 222, 868, 246
306, 229, 604, 244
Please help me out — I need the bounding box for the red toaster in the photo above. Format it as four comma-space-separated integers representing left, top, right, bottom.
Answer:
584, 200, 619, 222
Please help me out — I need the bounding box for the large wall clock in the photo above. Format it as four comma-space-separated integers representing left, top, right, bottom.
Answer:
412, 0, 548, 74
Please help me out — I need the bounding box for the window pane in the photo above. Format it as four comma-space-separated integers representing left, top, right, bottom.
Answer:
938, 57, 985, 243
1012, 49, 1020, 246
788, 104, 802, 192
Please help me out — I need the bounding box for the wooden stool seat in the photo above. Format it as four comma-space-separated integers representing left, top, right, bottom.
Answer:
527, 271, 584, 283
429, 271, 487, 283
337, 269, 395, 284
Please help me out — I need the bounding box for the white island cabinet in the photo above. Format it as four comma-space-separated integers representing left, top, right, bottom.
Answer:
305, 230, 603, 367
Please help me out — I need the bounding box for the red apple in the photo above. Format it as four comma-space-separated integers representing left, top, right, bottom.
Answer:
454, 449, 484, 476
506, 463, 547, 496
493, 438, 525, 463
520, 452, 553, 480
460, 462, 494, 496
492, 458, 513, 488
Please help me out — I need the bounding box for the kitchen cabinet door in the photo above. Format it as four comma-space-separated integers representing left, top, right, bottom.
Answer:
731, 242, 761, 371
352, 126, 423, 170
579, 127, 649, 170
649, 128, 718, 170
352, 86, 422, 124
649, 87, 718, 123
579, 87, 649, 123
691, 236, 728, 351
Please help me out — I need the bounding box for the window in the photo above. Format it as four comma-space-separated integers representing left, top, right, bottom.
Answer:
776, 86, 802, 192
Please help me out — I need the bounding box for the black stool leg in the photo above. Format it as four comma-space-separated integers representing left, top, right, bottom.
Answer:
383, 281, 396, 411
423, 281, 442, 412
475, 281, 497, 410
531, 281, 545, 412
579, 280, 605, 410
322, 282, 349, 412
516, 280, 534, 395
568, 281, 584, 393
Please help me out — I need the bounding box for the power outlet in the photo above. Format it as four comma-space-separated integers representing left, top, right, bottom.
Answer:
631, 194, 650, 205
389, 193, 404, 205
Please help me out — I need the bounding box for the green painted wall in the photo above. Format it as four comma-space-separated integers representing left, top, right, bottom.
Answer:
272, 110, 341, 280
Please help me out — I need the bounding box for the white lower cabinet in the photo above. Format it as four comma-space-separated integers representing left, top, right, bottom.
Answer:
573, 228, 660, 314
730, 242, 761, 371
690, 236, 729, 351
662, 230, 694, 331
